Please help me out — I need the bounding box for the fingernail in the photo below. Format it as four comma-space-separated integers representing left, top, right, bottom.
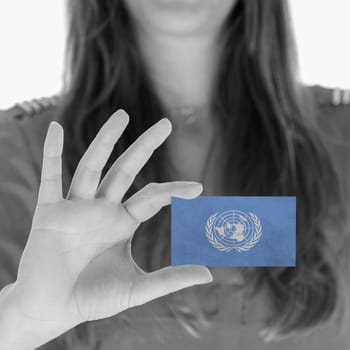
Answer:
113, 109, 129, 123
199, 267, 213, 283
158, 118, 172, 132
190, 182, 203, 190
49, 121, 60, 128
189, 182, 203, 195
48, 121, 63, 135
206, 271, 213, 283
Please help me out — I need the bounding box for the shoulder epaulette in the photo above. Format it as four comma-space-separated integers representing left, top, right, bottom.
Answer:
330, 88, 350, 105
14, 95, 60, 117
0, 95, 60, 121
312, 85, 350, 107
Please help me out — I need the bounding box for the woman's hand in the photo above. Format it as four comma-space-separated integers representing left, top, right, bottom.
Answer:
4, 110, 212, 348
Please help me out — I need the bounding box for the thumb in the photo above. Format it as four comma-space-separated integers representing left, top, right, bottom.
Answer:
131, 265, 213, 307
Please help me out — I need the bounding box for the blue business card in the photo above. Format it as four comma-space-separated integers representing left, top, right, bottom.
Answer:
171, 196, 296, 267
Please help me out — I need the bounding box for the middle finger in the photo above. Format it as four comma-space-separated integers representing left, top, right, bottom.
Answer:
67, 110, 129, 200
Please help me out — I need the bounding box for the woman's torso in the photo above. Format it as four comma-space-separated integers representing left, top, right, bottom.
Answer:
0, 87, 349, 349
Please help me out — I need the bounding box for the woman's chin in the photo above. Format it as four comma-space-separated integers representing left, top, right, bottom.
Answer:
124, 0, 236, 37
142, 7, 213, 36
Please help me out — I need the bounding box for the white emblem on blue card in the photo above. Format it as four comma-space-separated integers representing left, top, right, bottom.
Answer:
205, 210, 262, 253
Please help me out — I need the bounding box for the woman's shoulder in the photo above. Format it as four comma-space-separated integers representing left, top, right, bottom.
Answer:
307, 84, 350, 138
0, 95, 62, 201
0, 95, 59, 131
0, 96, 60, 164
307, 84, 350, 204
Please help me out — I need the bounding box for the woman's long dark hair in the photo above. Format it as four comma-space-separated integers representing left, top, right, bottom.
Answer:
56, 0, 348, 345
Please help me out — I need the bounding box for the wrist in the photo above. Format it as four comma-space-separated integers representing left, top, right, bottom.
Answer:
0, 282, 71, 349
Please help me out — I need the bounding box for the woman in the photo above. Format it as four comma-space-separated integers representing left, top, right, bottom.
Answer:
0, 0, 349, 348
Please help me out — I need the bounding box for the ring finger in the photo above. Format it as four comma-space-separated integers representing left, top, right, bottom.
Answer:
96, 118, 172, 203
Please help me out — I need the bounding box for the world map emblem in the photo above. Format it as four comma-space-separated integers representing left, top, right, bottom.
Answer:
205, 210, 262, 252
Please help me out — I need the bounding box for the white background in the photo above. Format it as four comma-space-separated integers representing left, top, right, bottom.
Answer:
0, 0, 349, 109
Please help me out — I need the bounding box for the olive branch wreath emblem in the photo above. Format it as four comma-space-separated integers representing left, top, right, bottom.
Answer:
205, 212, 262, 253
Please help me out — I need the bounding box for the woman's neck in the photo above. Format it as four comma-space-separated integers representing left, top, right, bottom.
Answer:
135, 27, 220, 112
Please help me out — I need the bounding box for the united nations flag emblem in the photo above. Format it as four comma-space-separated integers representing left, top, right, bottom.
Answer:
205, 210, 262, 252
